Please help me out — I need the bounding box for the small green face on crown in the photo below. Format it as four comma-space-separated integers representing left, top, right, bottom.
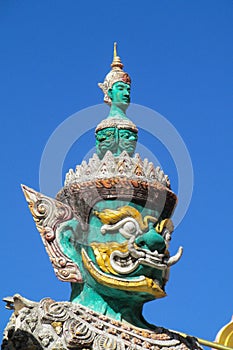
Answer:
96, 127, 138, 158
108, 81, 131, 107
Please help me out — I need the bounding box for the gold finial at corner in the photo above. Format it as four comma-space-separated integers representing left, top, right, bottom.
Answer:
111, 42, 124, 70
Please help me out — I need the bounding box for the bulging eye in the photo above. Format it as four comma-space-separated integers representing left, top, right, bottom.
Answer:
163, 229, 171, 242
123, 221, 136, 234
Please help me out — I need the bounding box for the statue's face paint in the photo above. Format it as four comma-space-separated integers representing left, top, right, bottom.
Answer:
77, 200, 182, 301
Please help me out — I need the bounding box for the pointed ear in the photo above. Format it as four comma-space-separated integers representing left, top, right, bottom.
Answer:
21, 185, 83, 283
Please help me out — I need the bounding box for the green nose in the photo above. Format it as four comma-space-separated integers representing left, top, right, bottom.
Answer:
135, 226, 166, 253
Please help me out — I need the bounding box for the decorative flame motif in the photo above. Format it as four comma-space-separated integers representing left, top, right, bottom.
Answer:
21, 185, 83, 283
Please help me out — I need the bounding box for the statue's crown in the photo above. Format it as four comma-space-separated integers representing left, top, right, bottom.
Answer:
98, 42, 131, 105
64, 151, 170, 188
56, 151, 176, 231
56, 44, 177, 231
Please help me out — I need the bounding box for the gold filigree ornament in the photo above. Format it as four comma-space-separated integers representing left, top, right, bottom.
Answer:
90, 241, 129, 275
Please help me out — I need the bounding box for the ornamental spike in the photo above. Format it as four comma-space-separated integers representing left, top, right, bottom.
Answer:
111, 42, 124, 70
114, 42, 117, 58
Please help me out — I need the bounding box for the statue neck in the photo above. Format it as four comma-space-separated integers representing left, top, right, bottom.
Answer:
108, 102, 128, 119
71, 284, 153, 329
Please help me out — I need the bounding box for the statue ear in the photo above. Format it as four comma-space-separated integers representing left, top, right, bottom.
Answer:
21, 185, 83, 283
108, 88, 113, 100
57, 219, 83, 267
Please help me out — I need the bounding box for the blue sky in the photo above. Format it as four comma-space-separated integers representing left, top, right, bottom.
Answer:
1, 0, 233, 346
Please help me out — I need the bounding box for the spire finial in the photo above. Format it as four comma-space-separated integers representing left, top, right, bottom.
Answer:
114, 42, 117, 58
111, 42, 124, 70
98, 43, 131, 104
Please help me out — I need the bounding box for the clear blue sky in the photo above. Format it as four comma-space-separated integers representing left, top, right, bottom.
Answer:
1, 0, 233, 346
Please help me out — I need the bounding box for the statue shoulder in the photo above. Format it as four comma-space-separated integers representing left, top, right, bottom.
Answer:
2, 295, 201, 350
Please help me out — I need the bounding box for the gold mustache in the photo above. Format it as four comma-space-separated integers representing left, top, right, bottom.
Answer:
91, 241, 128, 275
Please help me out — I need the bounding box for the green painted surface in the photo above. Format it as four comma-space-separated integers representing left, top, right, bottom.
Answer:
56, 75, 170, 327
96, 81, 138, 159
108, 81, 130, 118
57, 200, 166, 328
135, 222, 166, 253
96, 127, 137, 158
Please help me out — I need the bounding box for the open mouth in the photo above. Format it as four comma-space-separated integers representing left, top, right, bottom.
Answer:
110, 249, 167, 275
98, 217, 183, 276
86, 216, 183, 296
90, 233, 183, 278
81, 247, 166, 299
110, 250, 139, 274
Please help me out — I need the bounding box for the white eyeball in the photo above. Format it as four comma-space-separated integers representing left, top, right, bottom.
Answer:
123, 222, 136, 234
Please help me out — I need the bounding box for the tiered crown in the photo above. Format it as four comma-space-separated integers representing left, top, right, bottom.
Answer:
98, 43, 131, 105
64, 151, 170, 188
56, 44, 177, 231
56, 151, 176, 231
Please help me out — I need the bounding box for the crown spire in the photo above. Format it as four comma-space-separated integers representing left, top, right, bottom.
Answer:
98, 43, 130, 104
114, 42, 117, 58
111, 42, 124, 70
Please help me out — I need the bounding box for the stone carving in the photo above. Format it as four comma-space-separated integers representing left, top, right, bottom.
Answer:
2, 295, 201, 350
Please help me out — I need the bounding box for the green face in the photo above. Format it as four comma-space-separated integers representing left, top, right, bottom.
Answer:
58, 200, 171, 303
86, 201, 165, 287
118, 129, 137, 154
108, 81, 131, 106
95, 128, 117, 157
96, 127, 137, 159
